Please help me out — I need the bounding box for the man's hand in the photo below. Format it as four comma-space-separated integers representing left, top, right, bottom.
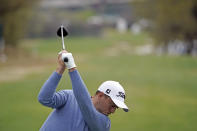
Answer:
56, 50, 67, 75
61, 53, 76, 70
56, 50, 77, 74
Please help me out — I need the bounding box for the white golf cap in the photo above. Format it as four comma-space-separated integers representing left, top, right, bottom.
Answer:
98, 81, 129, 112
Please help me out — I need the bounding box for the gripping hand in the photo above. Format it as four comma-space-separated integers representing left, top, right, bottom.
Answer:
61, 53, 76, 69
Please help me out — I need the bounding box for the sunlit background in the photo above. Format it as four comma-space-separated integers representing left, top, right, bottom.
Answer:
0, 0, 197, 131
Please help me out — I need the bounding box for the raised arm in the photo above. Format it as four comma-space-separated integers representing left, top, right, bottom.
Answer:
38, 52, 68, 108
38, 72, 69, 108
69, 69, 110, 131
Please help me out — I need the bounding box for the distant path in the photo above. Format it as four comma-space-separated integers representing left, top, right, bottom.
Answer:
0, 65, 47, 82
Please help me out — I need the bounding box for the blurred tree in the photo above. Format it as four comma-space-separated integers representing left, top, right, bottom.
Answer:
133, 0, 197, 54
0, 0, 39, 48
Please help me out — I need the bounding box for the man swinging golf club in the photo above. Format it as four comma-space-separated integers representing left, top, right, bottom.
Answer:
38, 26, 129, 131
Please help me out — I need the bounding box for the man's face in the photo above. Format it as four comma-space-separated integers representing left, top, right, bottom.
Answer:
95, 93, 118, 116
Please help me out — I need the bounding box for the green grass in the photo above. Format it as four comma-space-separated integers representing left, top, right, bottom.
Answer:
0, 32, 197, 131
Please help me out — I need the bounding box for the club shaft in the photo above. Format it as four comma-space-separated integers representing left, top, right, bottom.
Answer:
61, 25, 65, 50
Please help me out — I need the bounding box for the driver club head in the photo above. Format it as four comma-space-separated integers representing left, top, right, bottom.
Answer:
57, 26, 68, 37
57, 25, 69, 50
57, 25, 69, 62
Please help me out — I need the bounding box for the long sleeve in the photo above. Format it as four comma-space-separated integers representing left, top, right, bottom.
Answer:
69, 70, 110, 131
38, 72, 68, 109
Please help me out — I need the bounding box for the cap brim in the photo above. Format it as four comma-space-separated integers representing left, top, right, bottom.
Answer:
111, 97, 129, 112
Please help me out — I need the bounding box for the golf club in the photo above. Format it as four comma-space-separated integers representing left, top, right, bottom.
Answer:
57, 25, 69, 62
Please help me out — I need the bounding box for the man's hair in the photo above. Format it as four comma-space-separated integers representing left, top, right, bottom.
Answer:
95, 90, 101, 95
95, 91, 109, 98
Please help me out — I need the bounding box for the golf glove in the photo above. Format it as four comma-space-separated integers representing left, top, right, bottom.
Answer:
61, 53, 76, 69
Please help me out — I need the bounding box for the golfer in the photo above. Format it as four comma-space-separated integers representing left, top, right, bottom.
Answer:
38, 50, 129, 131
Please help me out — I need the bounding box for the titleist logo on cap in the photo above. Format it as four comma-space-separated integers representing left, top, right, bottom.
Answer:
116, 92, 125, 99
106, 89, 125, 99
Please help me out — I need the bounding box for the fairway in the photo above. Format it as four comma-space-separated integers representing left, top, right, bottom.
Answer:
0, 32, 197, 131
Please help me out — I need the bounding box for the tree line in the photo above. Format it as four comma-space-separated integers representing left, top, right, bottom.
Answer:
133, 0, 197, 54
0, 0, 197, 55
